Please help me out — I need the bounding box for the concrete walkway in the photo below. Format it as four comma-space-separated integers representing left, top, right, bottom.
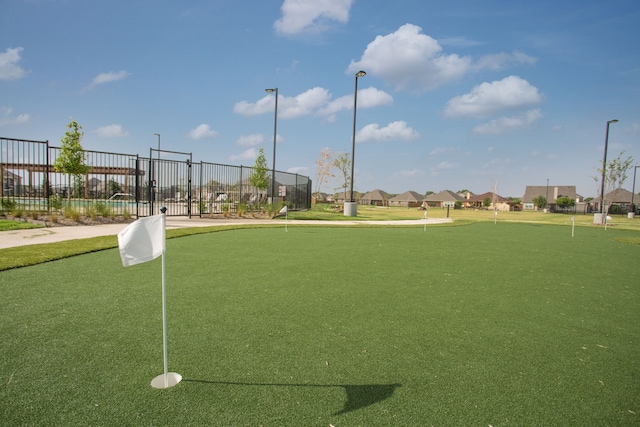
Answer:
0, 217, 452, 249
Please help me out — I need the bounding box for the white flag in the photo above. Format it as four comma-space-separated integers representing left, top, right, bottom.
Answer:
279, 205, 287, 215
118, 215, 164, 267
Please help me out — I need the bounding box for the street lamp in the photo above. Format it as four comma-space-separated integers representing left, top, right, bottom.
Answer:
153, 133, 161, 205
154, 133, 161, 154
346, 70, 366, 217
599, 119, 618, 216
265, 88, 278, 203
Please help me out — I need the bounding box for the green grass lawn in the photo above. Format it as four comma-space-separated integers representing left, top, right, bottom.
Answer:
0, 219, 43, 232
1, 223, 639, 425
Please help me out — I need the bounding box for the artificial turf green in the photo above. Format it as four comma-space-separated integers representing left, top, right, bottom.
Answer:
1, 223, 639, 425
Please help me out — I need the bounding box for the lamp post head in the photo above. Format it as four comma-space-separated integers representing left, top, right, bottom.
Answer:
265, 88, 277, 93
355, 70, 366, 78
608, 119, 619, 124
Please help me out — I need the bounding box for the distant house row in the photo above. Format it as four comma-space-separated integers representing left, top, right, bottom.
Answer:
319, 185, 640, 213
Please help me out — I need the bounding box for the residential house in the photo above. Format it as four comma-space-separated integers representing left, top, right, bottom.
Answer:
423, 190, 465, 208
522, 185, 577, 211
359, 189, 391, 206
592, 188, 638, 213
1, 170, 22, 197
389, 191, 424, 208
464, 192, 513, 211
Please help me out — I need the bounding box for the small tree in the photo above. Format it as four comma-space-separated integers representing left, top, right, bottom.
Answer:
533, 195, 547, 210
594, 151, 634, 222
556, 196, 575, 210
54, 118, 89, 202
314, 148, 334, 202
483, 197, 491, 208
332, 152, 351, 201
249, 148, 270, 208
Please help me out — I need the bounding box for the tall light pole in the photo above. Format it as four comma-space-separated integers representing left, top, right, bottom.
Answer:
346, 70, 366, 216
154, 133, 161, 154
599, 119, 618, 215
265, 88, 278, 203
153, 133, 161, 205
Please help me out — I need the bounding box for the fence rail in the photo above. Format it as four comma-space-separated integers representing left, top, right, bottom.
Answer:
1, 137, 311, 218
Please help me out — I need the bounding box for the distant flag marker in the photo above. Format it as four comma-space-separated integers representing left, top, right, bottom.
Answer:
279, 205, 288, 232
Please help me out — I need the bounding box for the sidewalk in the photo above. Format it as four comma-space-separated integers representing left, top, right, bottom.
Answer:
0, 217, 452, 249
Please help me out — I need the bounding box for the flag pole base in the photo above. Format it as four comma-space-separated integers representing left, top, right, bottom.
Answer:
151, 372, 182, 389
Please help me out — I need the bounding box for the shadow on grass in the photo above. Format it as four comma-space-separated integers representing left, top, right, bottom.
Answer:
183, 379, 401, 415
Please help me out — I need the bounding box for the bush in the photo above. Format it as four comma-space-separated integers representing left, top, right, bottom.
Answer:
95, 202, 111, 217
1, 198, 17, 212
85, 204, 98, 219
49, 195, 63, 211
123, 209, 132, 220
64, 206, 81, 222
237, 202, 248, 217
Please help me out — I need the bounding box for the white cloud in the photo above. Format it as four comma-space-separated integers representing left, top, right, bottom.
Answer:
348, 24, 472, 92
444, 76, 543, 118
393, 169, 425, 177
0, 106, 30, 126
234, 87, 331, 119
318, 86, 393, 119
429, 146, 455, 158
280, 87, 332, 118
357, 121, 419, 143
237, 133, 265, 147
287, 166, 309, 174
90, 70, 130, 87
230, 148, 258, 162
347, 24, 536, 93
274, 0, 353, 35
0, 47, 27, 81
236, 86, 392, 121
187, 124, 218, 140
473, 51, 537, 71
95, 124, 128, 138
473, 109, 544, 135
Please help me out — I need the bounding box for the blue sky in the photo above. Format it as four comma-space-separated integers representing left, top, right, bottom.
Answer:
1, 0, 639, 198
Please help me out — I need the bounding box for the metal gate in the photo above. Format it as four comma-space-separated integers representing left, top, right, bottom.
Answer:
148, 149, 192, 217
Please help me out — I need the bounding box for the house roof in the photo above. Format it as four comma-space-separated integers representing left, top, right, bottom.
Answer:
593, 188, 638, 203
466, 191, 509, 203
522, 186, 577, 202
424, 190, 465, 202
389, 191, 423, 202
360, 189, 391, 201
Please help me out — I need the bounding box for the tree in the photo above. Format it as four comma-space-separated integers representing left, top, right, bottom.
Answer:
314, 148, 334, 200
54, 118, 89, 202
332, 152, 351, 201
533, 195, 547, 210
108, 179, 123, 197
425, 190, 434, 196
593, 151, 634, 223
556, 196, 575, 210
249, 148, 269, 206
483, 197, 491, 208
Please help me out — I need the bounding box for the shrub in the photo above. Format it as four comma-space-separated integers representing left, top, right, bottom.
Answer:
64, 206, 81, 222
49, 195, 63, 211
12, 208, 24, 218
123, 209, 132, 220
95, 202, 111, 217
222, 203, 229, 217
198, 200, 207, 213
237, 202, 248, 217
1, 198, 17, 212
85, 204, 98, 219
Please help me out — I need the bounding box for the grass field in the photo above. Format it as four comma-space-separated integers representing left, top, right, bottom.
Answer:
1, 222, 639, 425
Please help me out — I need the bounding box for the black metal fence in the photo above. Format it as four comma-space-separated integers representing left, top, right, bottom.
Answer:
1, 137, 312, 218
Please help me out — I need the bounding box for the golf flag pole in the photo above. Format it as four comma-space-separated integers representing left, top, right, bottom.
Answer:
423, 210, 427, 232
117, 207, 181, 388
152, 207, 182, 389
571, 216, 575, 237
